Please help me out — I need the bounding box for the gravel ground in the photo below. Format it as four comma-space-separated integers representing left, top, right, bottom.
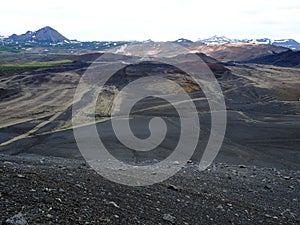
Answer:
0, 154, 299, 225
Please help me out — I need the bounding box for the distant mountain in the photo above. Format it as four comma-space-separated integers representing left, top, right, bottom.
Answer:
272, 39, 300, 50
247, 50, 300, 68
172, 38, 194, 47
247, 38, 271, 44
7, 26, 68, 43
173, 38, 193, 44
197, 35, 250, 45
197, 36, 300, 50
248, 38, 300, 50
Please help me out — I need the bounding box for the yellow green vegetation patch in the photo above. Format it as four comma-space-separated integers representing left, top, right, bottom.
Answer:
0, 59, 73, 72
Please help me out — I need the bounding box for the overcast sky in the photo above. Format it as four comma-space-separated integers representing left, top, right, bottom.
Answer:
1, 0, 299, 42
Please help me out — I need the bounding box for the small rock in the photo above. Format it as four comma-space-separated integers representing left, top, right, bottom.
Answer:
3, 161, 14, 166
216, 204, 223, 210
44, 188, 54, 192
16, 174, 26, 179
107, 201, 120, 208
46, 214, 53, 219
264, 185, 272, 190
239, 165, 246, 168
3, 213, 28, 225
163, 214, 176, 223
280, 209, 296, 218
168, 185, 180, 191
75, 184, 82, 188
283, 176, 291, 180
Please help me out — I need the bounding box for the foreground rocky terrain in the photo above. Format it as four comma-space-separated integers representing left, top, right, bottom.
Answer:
0, 154, 299, 224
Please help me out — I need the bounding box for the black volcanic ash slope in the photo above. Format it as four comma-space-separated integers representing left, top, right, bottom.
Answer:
246, 50, 300, 68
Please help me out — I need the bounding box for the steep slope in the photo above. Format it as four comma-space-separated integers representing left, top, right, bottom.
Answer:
195, 53, 230, 76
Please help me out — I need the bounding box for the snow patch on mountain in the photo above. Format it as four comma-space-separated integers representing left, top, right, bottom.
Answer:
197, 36, 300, 50
0, 35, 7, 40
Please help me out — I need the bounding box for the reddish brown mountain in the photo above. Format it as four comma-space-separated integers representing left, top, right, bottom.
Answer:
189, 43, 288, 62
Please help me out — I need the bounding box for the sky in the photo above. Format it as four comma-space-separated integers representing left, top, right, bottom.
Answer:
1, 0, 300, 42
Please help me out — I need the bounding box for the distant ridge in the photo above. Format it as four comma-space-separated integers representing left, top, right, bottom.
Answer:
197, 36, 300, 50
2, 26, 300, 51
8, 26, 68, 43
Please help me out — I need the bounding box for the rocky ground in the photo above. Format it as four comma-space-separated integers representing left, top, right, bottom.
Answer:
0, 154, 299, 225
